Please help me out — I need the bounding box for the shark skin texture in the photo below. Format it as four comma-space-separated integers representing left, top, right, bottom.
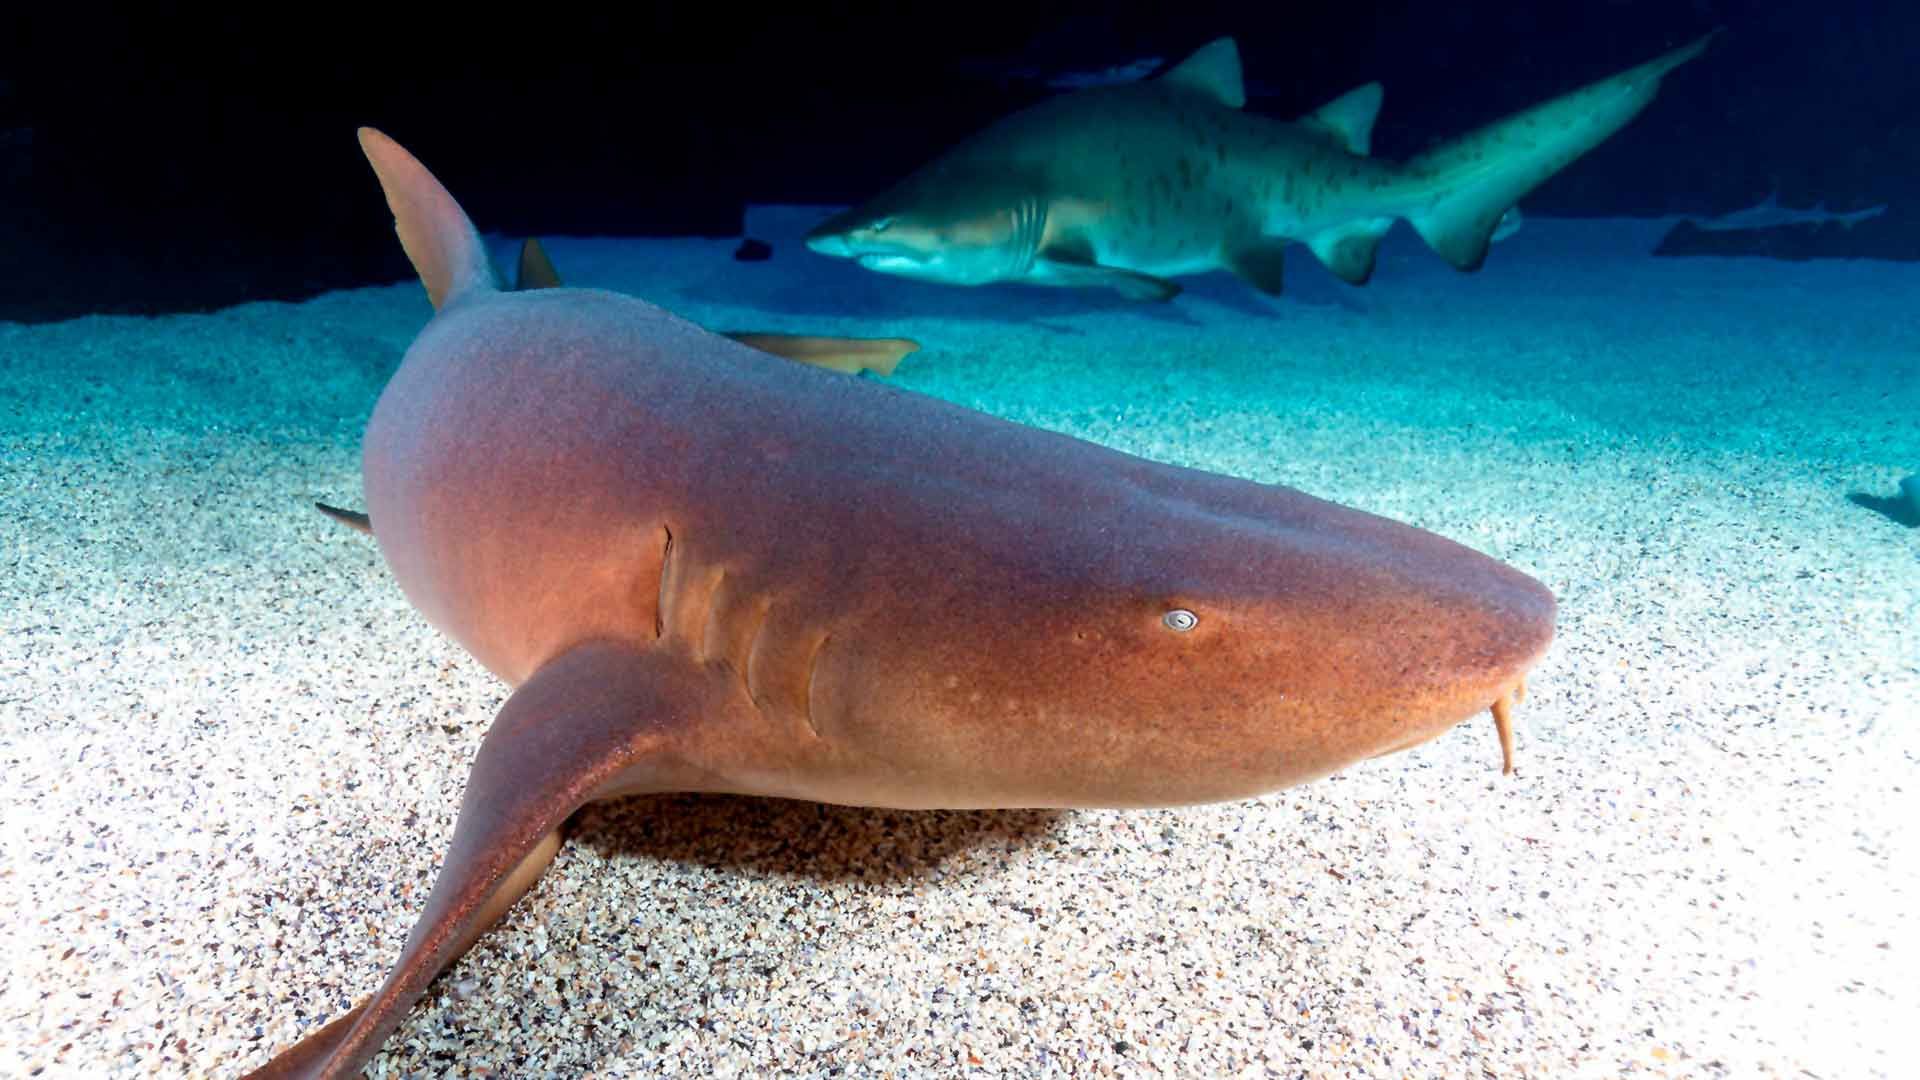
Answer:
805, 32, 1720, 300
238, 126, 1556, 1078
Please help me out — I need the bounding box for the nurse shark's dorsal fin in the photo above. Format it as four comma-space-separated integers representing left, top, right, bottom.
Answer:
357, 126, 503, 310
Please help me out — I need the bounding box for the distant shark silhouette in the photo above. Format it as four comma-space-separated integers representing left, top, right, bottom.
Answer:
1682, 190, 1888, 232
807, 32, 1719, 300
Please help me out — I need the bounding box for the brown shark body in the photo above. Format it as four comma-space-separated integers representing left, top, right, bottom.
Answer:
241, 128, 1555, 1077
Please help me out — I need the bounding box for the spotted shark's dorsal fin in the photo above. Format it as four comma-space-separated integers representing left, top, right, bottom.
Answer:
1157, 37, 1245, 109
1300, 82, 1384, 156
515, 237, 564, 290
357, 127, 503, 311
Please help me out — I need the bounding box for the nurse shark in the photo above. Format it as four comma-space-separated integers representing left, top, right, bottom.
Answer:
240, 127, 1555, 1077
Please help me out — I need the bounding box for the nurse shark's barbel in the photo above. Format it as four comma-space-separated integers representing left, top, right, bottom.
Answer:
240, 127, 1556, 1078
806, 32, 1719, 300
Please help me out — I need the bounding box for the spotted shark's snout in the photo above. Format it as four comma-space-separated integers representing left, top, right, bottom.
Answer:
804, 221, 929, 271
803, 228, 853, 258
803, 208, 871, 258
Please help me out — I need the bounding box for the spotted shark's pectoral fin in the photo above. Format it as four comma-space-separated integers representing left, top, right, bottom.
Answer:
314, 502, 373, 535
1033, 240, 1182, 302
515, 237, 564, 290
1035, 256, 1182, 302
721, 332, 922, 377
242, 642, 729, 1080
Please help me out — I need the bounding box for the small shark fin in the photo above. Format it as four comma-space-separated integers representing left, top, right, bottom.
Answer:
240, 643, 731, 1080
721, 332, 921, 377
1299, 82, 1383, 156
1035, 244, 1182, 301
356, 127, 503, 311
1491, 207, 1525, 243
315, 502, 373, 535
1157, 37, 1245, 109
1103, 268, 1182, 302
1223, 238, 1288, 296
1305, 219, 1393, 285
515, 237, 564, 290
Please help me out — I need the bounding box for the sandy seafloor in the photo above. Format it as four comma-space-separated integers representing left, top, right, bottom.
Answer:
2, 205, 1916, 1080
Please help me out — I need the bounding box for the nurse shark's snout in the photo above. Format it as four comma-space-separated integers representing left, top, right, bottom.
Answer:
1356, 551, 1557, 772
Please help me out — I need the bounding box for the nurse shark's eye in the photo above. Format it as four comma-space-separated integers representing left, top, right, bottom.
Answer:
1162, 609, 1198, 632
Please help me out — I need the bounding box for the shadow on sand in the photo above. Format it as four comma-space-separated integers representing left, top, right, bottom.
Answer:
568, 792, 1069, 886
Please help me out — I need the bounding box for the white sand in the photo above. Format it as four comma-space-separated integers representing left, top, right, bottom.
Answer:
2, 209, 1915, 1078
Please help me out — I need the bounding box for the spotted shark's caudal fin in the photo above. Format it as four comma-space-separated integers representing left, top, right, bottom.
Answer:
357, 127, 503, 310
1404, 29, 1720, 271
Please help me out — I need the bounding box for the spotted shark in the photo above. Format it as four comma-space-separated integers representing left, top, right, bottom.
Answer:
805, 31, 1719, 300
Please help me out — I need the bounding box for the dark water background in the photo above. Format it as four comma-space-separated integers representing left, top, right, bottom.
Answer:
0, 1, 1912, 321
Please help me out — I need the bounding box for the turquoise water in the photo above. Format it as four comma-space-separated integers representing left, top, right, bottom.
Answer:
2, 207, 1914, 1076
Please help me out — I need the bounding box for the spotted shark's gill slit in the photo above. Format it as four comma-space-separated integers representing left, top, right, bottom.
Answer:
803, 633, 831, 739
1010, 196, 1046, 277
654, 525, 673, 639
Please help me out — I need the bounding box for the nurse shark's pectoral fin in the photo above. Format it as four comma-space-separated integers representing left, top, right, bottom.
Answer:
719, 332, 922, 377
1032, 238, 1182, 302
243, 642, 730, 1080
504, 238, 918, 377
314, 502, 372, 535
